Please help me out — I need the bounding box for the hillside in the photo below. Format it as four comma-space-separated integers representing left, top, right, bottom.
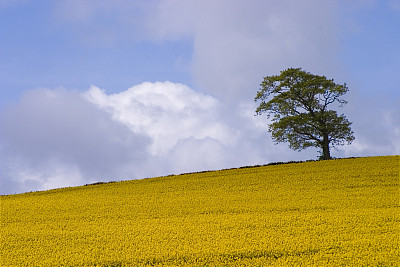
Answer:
1, 156, 399, 266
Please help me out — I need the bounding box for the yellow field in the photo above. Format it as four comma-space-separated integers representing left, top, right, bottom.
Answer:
1, 156, 399, 266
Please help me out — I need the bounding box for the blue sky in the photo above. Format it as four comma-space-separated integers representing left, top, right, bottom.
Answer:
1, 0, 399, 195
0, 1, 194, 106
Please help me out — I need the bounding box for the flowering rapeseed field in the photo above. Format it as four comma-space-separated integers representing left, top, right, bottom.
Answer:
1, 156, 399, 266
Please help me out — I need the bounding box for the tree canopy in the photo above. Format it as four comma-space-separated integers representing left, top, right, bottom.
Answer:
255, 68, 355, 160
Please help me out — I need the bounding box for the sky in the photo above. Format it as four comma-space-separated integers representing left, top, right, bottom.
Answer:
1, 0, 399, 195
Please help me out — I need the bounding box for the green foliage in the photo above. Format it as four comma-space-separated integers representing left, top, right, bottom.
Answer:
255, 68, 355, 159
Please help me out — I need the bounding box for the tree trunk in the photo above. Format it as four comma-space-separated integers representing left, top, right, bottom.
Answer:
321, 133, 331, 160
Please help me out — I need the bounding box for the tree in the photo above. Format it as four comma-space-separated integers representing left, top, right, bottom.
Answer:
255, 68, 355, 160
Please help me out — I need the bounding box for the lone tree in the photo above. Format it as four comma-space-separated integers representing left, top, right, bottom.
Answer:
255, 68, 355, 160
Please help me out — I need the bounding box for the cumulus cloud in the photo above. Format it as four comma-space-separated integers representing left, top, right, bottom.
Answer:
84, 81, 234, 155
0, 88, 151, 194
0, 83, 262, 195
145, 0, 341, 102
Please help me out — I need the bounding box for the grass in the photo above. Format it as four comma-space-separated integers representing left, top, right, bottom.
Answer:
1, 155, 399, 266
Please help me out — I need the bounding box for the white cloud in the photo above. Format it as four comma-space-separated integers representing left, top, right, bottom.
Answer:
0, 88, 151, 194
85, 81, 234, 155
0, 83, 252, 194
145, 0, 340, 103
